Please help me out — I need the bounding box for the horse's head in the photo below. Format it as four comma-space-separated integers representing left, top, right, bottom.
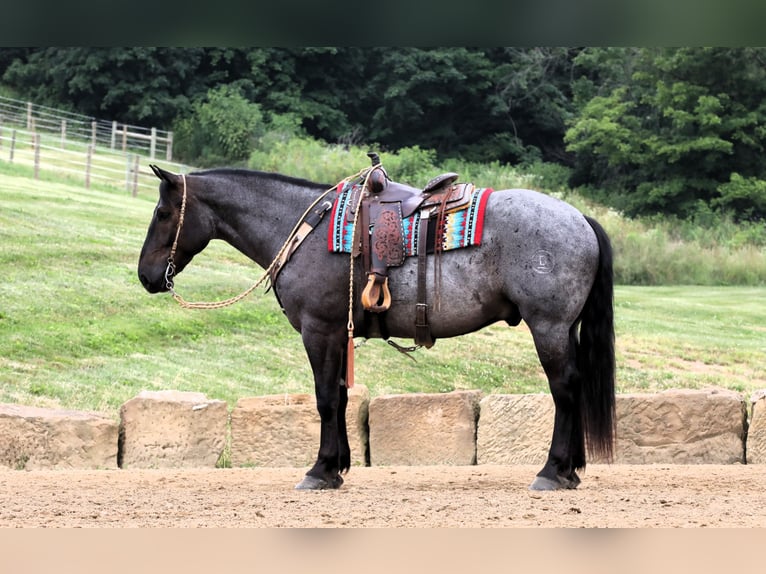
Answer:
137, 165, 211, 293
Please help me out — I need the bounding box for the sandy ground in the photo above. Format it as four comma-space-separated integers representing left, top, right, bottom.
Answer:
2, 464, 765, 528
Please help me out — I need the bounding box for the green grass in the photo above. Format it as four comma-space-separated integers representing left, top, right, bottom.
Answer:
1, 163, 764, 420
614, 286, 766, 393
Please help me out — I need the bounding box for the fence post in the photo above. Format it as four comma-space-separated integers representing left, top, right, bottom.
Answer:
166, 131, 173, 161
9, 129, 16, 162
150, 127, 157, 160
0, 116, 3, 151
125, 154, 133, 193
122, 124, 128, 153
132, 154, 140, 197
33, 133, 40, 179
85, 144, 93, 188
61, 119, 67, 148
111, 120, 117, 150
26, 102, 32, 130
91, 121, 97, 149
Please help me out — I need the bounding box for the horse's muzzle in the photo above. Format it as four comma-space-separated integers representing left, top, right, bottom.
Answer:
138, 270, 168, 294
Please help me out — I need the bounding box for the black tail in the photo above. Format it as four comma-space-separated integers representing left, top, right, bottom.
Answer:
578, 216, 616, 461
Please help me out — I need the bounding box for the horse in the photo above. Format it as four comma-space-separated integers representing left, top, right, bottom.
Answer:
137, 162, 616, 491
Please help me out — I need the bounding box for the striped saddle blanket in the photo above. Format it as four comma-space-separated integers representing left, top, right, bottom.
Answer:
328, 181, 493, 256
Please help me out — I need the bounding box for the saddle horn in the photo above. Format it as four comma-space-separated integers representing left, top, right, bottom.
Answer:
365, 152, 388, 194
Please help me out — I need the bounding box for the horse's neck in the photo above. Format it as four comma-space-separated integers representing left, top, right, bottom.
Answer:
205, 172, 325, 269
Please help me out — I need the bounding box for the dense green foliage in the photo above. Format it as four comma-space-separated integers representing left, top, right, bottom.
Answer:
0, 47, 578, 165
2, 47, 766, 221
173, 85, 266, 166
567, 47, 766, 221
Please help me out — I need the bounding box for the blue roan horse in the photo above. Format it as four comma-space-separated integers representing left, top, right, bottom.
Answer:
137, 162, 616, 491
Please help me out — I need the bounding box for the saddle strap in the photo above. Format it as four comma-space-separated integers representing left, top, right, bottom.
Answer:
268, 199, 333, 289
415, 210, 434, 348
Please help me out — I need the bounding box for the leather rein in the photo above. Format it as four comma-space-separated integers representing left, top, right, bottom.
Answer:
163, 173, 276, 309
163, 170, 361, 310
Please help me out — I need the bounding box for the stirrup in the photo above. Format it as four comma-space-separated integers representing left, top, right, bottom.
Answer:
361, 273, 392, 312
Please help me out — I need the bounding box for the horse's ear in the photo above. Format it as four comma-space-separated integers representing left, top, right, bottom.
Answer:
150, 164, 179, 184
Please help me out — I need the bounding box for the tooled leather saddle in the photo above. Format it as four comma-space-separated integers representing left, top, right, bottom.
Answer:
351, 153, 475, 347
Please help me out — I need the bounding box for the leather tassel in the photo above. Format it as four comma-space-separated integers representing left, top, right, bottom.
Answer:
346, 331, 355, 388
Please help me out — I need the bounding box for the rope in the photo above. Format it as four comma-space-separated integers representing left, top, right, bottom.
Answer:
344, 165, 378, 388
166, 167, 370, 310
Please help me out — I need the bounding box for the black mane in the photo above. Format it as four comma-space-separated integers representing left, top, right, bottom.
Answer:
190, 167, 332, 191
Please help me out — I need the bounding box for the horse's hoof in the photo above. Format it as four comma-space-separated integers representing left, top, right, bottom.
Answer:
294, 474, 343, 490
566, 472, 581, 489
529, 476, 562, 491
295, 475, 331, 490
529, 474, 580, 491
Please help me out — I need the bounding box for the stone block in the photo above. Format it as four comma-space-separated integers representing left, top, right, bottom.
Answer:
477, 394, 554, 465
118, 390, 228, 469
0, 403, 118, 470
747, 390, 766, 464
230, 385, 369, 468
477, 389, 747, 466
368, 390, 482, 466
610, 389, 746, 464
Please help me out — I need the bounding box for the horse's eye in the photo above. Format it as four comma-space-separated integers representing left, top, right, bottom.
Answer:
157, 211, 171, 222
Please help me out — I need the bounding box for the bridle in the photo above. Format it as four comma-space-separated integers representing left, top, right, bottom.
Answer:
163, 172, 277, 309
164, 174, 188, 294
162, 171, 353, 310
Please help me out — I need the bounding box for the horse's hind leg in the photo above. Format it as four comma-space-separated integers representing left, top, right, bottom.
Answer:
528, 321, 585, 491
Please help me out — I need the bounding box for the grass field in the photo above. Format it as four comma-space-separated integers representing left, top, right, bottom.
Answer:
1, 167, 764, 418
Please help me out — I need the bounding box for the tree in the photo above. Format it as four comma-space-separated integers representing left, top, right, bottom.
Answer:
566, 47, 766, 220
173, 85, 264, 166
485, 47, 580, 164
360, 48, 504, 161
1, 47, 581, 167
2, 48, 210, 125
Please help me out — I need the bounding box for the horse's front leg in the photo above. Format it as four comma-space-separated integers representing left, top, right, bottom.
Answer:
295, 327, 350, 490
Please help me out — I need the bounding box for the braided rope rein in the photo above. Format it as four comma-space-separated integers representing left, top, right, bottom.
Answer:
165, 168, 369, 311
342, 167, 380, 388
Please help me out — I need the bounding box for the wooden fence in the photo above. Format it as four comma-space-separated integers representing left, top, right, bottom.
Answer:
0, 95, 173, 161
0, 125, 190, 196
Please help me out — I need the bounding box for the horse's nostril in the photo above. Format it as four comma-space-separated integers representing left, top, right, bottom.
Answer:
139, 273, 150, 288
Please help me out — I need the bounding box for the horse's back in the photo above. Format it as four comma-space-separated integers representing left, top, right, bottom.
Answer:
484, 188, 597, 242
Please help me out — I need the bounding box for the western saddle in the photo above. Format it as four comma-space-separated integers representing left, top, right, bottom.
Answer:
352, 153, 474, 348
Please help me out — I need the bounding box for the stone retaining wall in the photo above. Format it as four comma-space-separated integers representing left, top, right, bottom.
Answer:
749, 391, 766, 464
607, 388, 746, 464
0, 403, 118, 470
369, 390, 481, 466
0, 387, 763, 470
229, 385, 370, 468
118, 390, 228, 469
